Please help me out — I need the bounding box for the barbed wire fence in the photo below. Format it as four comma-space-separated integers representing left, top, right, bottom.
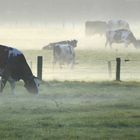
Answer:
27, 56, 140, 81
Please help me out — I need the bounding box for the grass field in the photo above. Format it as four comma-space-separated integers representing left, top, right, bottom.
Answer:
0, 81, 140, 140
1, 49, 140, 139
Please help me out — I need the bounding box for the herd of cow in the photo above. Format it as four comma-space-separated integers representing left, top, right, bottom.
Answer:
0, 19, 140, 94
42, 20, 140, 73
86, 19, 140, 48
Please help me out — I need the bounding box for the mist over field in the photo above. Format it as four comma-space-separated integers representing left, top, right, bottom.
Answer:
0, 23, 140, 50
0, 0, 140, 50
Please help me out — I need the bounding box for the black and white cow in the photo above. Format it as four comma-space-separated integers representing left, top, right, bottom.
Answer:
105, 29, 139, 48
43, 40, 77, 50
43, 40, 77, 69
52, 43, 76, 69
0, 45, 40, 94
107, 19, 130, 31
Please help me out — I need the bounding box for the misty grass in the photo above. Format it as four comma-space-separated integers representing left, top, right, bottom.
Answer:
0, 81, 140, 140
0, 49, 140, 139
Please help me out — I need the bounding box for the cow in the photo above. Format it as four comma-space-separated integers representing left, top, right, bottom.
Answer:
107, 19, 130, 31
43, 40, 77, 69
105, 29, 140, 48
85, 21, 107, 36
52, 43, 76, 69
42, 39, 77, 50
0, 45, 40, 94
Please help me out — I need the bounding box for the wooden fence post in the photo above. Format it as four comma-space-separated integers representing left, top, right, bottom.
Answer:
37, 56, 43, 80
116, 58, 121, 81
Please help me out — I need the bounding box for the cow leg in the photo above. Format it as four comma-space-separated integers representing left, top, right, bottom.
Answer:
69, 59, 75, 69
72, 53, 76, 69
105, 37, 112, 48
0, 78, 8, 93
0, 68, 10, 93
52, 58, 57, 69
8, 78, 16, 95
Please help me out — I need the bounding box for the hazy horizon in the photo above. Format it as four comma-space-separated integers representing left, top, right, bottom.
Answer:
0, 0, 140, 50
0, 0, 139, 24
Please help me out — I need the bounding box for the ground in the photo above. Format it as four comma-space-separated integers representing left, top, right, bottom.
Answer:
0, 49, 140, 139
0, 81, 140, 140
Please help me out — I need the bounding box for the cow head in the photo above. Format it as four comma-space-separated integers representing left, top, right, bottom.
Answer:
24, 76, 40, 94
70, 40, 78, 48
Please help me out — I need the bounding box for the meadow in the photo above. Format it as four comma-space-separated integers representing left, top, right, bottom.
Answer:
0, 49, 140, 140
0, 81, 140, 140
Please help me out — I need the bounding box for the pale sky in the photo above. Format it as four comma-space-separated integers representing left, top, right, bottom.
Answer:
0, 0, 139, 24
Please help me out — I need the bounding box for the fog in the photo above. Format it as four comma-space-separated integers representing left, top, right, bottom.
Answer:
0, 0, 140, 23
0, 0, 140, 50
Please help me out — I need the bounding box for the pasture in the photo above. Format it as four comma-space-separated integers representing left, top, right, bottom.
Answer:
0, 81, 140, 140
0, 49, 140, 139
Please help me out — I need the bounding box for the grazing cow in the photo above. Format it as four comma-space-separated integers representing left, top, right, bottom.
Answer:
52, 43, 76, 69
85, 21, 107, 36
105, 29, 139, 48
107, 19, 130, 31
42, 39, 77, 50
0, 45, 40, 94
43, 40, 77, 68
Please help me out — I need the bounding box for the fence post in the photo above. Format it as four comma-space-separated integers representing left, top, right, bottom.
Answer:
108, 61, 112, 78
37, 56, 43, 80
116, 58, 121, 81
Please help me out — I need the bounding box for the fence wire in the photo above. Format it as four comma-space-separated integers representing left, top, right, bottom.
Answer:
27, 57, 140, 81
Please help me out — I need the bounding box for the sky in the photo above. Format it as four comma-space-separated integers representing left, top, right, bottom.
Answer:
0, 0, 139, 24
